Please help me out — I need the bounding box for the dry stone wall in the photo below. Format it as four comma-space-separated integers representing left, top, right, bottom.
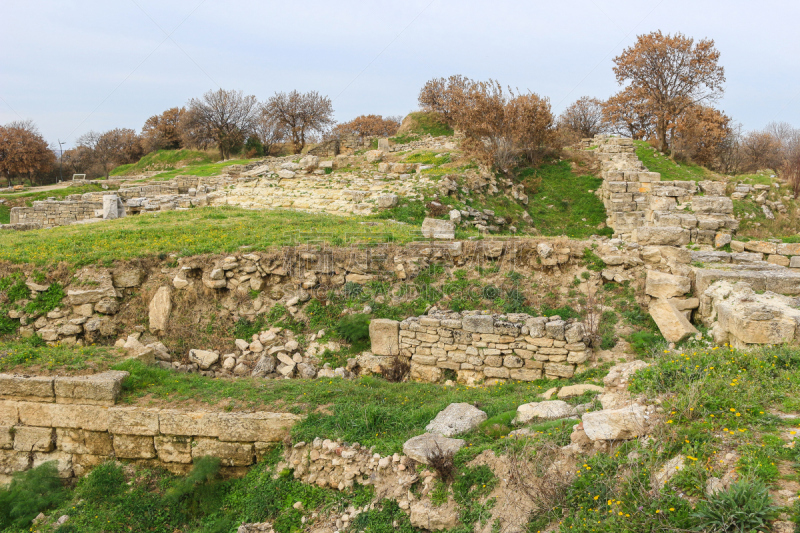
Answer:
0, 372, 299, 485
397, 310, 589, 385
9, 199, 103, 228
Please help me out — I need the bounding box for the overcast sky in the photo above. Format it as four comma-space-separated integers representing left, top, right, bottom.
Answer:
2, 0, 798, 148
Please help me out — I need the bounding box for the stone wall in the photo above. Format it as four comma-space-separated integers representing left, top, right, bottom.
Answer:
10, 199, 103, 228
591, 135, 737, 247
396, 310, 589, 385
0, 371, 300, 484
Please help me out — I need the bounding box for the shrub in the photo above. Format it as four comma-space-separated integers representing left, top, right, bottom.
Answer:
691, 478, 778, 533
0, 462, 67, 529
343, 281, 363, 299
336, 314, 371, 345
582, 248, 606, 271
24, 282, 65, 315
6, 279, 30, 303
0, 315, 19, 336
427, 444, 455, 483
380, 355, 410, 383
76, 461, 126, 501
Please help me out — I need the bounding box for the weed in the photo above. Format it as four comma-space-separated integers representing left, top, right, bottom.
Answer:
379, 355, 410, 383
0, 462, 67, 529
691, 478, 778, 533
23, 282, 65, 315
336, 314, 371, 345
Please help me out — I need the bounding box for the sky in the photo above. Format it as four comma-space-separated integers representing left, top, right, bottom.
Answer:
1, 0, 799, 149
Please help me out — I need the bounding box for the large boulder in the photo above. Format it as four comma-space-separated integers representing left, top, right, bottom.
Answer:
425, 403, 487, 437
557, 384, 603, 399
633, 227, 690, 246
645, 270, 691, 299
582, 404, 648, 441
603, 360, 650, 391
513, 401, 575, 424
649, 298, 699, 343
369, 319, 400, 356
421, 218, 455, 240
402, 433, 465, 464
148, 286, 172, 335
189, 349, 219, 370
409, 499, 459, 530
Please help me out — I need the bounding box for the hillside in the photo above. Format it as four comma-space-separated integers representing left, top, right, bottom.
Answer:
1, 127, 799, 533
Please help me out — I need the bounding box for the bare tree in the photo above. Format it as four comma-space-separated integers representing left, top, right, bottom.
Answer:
252, 104, 286, 156
613, 31, 726, 152
265, 91, 334, 154
558, 96, 606, 139
77, 128, 143, 178
782, 147, 800, 199
187, 89, 259, 159
418, 75, 473, 125
741, 130, 782, 172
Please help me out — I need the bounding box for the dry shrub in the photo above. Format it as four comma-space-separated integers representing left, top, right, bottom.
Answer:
582, 290, 601, 350
427, 443, 455, 483
507, 440, 572, 513
782, 149, 800, 199
426, 201, 449, 218
558, 96, 606, 139
380, 355, 410, 383
332, 115, 401, 138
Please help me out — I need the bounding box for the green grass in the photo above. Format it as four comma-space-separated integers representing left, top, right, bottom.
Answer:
0, 206, 418, 267
110, 149, 216, 176
149, 158, 258, 180
0, 204, 9, 224
518, 160, 612, 238
734, 172, 776, 186
634, 140, 713, 182
390, 112, 453, 144
0, 340, 119, 372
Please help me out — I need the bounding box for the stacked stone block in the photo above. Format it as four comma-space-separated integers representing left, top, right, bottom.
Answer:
399, 311, 589, 385
10, 199, 103, 228
0, 372, 299, 484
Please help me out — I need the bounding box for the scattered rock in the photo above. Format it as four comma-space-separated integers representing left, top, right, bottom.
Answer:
425, 403, 488, 437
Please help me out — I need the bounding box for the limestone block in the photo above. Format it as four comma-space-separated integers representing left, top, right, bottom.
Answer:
692, 196, 733, 214
543, 362, 574, 378
67, 285, 118, 305
402, 433, 465, 465
0, 450, 31, 475
112, 267, 146, 288
791, 257, 800, 269
155, 435, 193, 463
777, 243, 800, 256
645, 270, 691, 299
649, 298, 698, 343
369, 319, 400, 356
483, 366, 510, 379
582, 404, 648, 441
633, 227, 690, 246
192, 438, 254, 466
509, 368, 542, 381
18, 402, 109, 431
54, 371, 128, 406
410, 363, 442, 383
409, 499, 459, 531
421, 218, 455, 240
113, 434, 156, 459
462, 314, 493, 333
0, 374, 54, 402
159, 410, 220, 437
365, 150, 384, 163
217, 412, 300, 442
56, 428, 113, 455
108, 407, 160, 435
514, 401, 574, 424
13, 426, 55, 452
557, 384, 604, 399
0, 402, 18, 426
32, 451, 73, 478
148, 286, 172, 335
376, 194, 398, 208
425, 403, 487, 437
188, 349, 219, 370
0, 427, 11, 449
744, 241, 777, 254
768, 254, 791, 267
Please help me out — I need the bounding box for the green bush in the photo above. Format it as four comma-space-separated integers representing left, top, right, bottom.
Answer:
582, 248, 606, 271
6, 279, 30, 303
0, 315, 19, 336
691, 478, 778, 533
24, 282, 66, 315
628, 330, 662, 357
76, 461, 127, 502
336, 314, 371, 345
0, 462, 67, 529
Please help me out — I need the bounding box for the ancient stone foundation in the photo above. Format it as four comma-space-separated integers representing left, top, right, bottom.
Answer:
0, 372, 299, 484
394, 310, 590, 384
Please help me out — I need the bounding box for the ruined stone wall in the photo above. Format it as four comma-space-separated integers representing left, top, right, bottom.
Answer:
398, 310, 589, 385
0, 372, 299, 484
10, 199, 103, 228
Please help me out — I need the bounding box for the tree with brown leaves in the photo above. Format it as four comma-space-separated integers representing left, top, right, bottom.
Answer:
265, 91, 334, 154
601, 87, 655, 140
252, 105, 286, 156
0, 123, 55, 186
741, 131, 782, 172
558, 96, 606, 139
613, 31, 725, 152
187, 89, 259, 159
141, 107, 185, 152
673, 105, 731, 167
418, 75, 472, 125
332, 115, 401, 138
77, 128, 143, 178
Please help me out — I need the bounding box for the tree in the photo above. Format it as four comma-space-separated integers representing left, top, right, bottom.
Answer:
613, 31, 725, 152
332, 115, 401, 138
0, 123, 55, 186
782, 146, 800, 199
61, 146, 94, 176
447, 79, 556, 172
252, 105, 286, 156
672, 105, 731, 167
265, 91, 334, 154
601, 87, 655, 140
78, 128, 143, 178
558, 97, 606, 139
141, 107, 185, 152
741, 130, 782, 172
418, 75, 472, 125
187, 89, 259, 159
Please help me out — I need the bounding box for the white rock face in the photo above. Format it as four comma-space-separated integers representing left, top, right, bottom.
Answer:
513, 400, 575, 424
645, 270, 691, 299
649, 298, 699, 343
421, 218, 455, 240
189, 349, 219, 370
582, 404, 648, 441
425, 403, 488, 437
402, 433, 465, 464
148, 286, 172, 335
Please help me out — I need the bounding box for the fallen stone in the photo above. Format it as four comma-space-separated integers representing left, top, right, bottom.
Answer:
425, 403, 487, 437
421, 218, 455, 240
557, 384, 604, 399
189, 350, 219, 370
409, 499, 459, 530
148, 286, 172, 335
649, 298, 699, 343
514, 400, 574, 424
645, 270, 691, 299
582, 404, 648, 441
402, 433, 465, 464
